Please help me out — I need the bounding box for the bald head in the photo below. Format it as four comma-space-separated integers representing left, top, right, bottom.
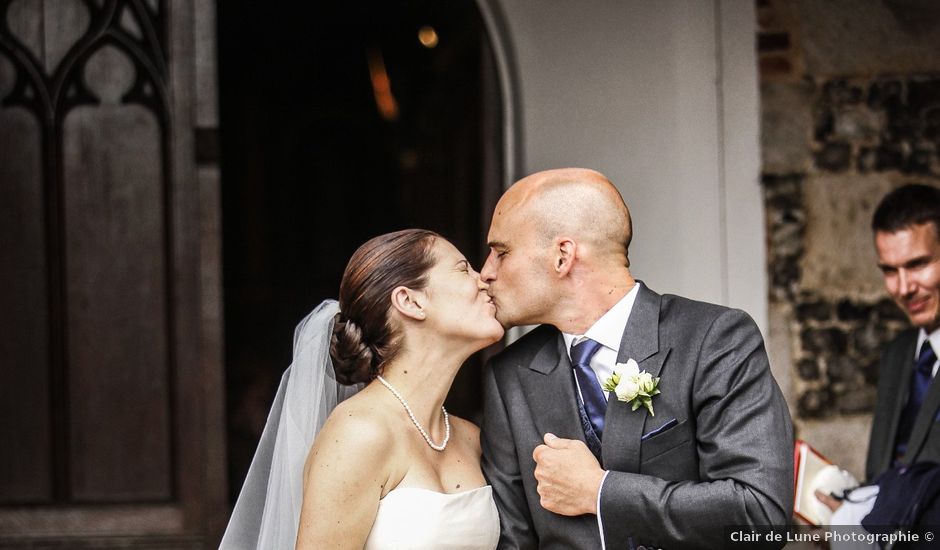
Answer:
495, 168, 632, 264
483, 168, 635, 329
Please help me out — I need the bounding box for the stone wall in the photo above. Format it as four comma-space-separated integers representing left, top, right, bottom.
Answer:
757, 0, 940, 478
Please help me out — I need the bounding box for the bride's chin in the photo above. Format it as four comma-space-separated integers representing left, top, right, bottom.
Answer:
469, 331, 503, 350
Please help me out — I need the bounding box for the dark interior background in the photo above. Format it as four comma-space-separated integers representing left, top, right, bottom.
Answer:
218, 0, 503, 501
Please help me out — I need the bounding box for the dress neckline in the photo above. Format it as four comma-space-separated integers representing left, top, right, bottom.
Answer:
380, 484, 491, 501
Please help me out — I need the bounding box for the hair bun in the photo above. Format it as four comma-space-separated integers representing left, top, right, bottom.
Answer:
330, 313, 377, 385
332, 229, 439, 383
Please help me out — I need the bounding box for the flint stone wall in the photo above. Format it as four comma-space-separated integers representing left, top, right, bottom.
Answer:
758, 0, 940, 478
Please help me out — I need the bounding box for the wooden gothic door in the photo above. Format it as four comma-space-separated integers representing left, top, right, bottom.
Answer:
0, 0, 226, 546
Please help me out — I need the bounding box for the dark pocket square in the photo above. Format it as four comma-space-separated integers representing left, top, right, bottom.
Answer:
641, 417, 678, 441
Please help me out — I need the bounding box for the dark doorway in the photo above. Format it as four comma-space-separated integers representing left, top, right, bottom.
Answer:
218, 1, 503, 502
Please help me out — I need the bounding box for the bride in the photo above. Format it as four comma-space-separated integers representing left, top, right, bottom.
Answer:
220, 229, 504, 549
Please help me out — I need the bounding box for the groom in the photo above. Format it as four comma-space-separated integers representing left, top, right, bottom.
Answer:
479, 168, 793, 549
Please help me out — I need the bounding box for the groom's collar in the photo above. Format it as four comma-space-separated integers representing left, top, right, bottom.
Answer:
528, 332, 569, 375
615, 281, 661, 364
561, 282, 641, 357
529, 282, 661, 374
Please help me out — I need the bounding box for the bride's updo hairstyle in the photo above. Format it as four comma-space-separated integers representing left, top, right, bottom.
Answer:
331, 229, 440, 384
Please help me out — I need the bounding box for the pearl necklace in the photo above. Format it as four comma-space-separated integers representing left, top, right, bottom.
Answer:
377, 375, 450, 451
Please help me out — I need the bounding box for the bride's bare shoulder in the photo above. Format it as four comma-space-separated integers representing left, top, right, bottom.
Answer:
303, 390, 400, 494
316, 390, 396, 452
448, 415, 482, 452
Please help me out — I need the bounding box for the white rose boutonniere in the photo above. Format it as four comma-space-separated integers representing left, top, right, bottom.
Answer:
601, 359, 661, 416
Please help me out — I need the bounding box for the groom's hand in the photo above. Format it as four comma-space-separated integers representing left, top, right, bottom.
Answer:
532, 433, 605, 516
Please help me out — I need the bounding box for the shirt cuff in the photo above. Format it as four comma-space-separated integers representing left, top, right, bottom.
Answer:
597, 470, 610, 550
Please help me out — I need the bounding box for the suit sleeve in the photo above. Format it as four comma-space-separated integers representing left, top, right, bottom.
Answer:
481, 360, 537, 550
599, 309, 793, 549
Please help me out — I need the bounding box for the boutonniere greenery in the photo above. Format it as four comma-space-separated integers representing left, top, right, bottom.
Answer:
601, 358, 661, 416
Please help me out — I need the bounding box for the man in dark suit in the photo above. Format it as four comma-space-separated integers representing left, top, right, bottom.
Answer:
815, 184, 940, 528
479, 168, 793, 549
866, 184, 940, 479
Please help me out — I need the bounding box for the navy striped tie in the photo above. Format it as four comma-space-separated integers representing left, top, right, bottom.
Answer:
570, 338, 607, 439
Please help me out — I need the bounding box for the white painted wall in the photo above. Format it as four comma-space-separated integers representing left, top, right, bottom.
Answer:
481, 0, 767, 332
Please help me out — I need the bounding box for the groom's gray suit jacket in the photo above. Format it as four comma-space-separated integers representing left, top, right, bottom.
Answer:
481, 284, 793, 549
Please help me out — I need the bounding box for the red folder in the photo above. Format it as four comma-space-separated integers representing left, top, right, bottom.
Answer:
793, 439, 840, 525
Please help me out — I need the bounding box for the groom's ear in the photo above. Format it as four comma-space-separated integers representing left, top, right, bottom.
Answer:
554, 238, 576, 277
390, 286, 426, 321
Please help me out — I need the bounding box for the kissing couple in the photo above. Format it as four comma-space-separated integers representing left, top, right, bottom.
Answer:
221, 168, 794, 549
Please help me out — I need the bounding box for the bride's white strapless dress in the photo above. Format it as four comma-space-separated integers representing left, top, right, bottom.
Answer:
363, 485, 499, 549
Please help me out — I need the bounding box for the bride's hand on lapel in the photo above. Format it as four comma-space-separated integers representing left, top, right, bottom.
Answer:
532, 433, 606, 516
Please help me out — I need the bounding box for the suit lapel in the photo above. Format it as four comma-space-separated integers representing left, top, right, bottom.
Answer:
523, 332, 585, 443
602, 283, 667, 472
879, 334, 917, 471
905, 356, 940, 463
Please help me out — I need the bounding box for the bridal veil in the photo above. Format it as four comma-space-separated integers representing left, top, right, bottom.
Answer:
220, 300, 360, 548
